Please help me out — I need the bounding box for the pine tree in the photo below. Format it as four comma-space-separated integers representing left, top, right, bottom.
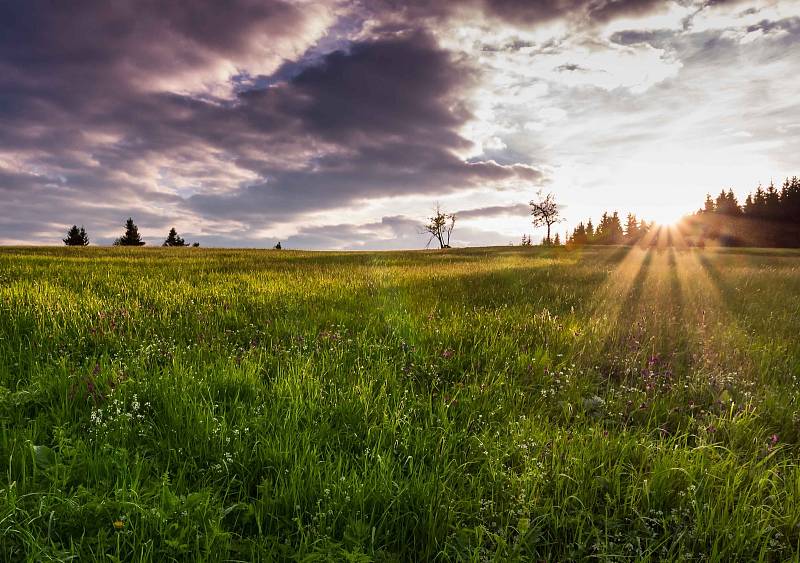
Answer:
765, 181, 780, 218
114, 218, 145, 246
609, 212, 624, 243
744, 194, 754, 215
63, 225, 89, 246
553, 233, 561, 246
714, 190, 727, 214
594, 212, 613, 243
752, 185, 767, 217
572, 222, 587, 245
624, 213, 639, 244
702, 194, 715, 214
726, 189, 742, 215
163, 227, 186, 247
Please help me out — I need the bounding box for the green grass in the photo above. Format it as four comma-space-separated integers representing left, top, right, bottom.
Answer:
1, 245, 800, 561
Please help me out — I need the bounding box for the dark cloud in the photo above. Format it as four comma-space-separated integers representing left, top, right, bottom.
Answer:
186, 31, 544, 221
0, 3, 542, 245
0, 0, 305, 87
609, 29, 678, 47
456, 203, 530, 219
279, 31, 475, 144
555, 63, 592, 72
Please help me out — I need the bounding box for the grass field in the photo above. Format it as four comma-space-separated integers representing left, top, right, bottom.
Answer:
1, 245, 800, 561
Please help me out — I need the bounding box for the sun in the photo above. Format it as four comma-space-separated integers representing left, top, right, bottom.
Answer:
647, 205, 688, 227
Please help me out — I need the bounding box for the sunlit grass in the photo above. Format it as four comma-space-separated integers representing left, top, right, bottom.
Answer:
1, 245, 799, 561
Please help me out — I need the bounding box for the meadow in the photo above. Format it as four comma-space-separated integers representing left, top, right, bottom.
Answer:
1, 245, 800, 561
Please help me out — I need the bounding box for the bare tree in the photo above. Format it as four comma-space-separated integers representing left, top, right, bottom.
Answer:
529, 191, 561, 244
422, 204, 456, 249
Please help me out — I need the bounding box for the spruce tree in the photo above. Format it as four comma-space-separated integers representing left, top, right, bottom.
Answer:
624, 213, 639, 244
63, 225, 89, 246
572, 222, 587, 245
764, 182, 780, 218
114, 218, 145, 246
163, 227, 186, 247
702, 194, 715, 213
609, 212, 624, 243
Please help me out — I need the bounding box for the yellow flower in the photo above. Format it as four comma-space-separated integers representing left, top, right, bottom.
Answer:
113, 520, 125, 530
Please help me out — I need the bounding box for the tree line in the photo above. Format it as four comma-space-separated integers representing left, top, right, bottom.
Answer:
686, 177, 800, 247
565, 212, 652, 246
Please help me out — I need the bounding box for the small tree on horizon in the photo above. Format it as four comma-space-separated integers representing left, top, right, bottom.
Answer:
63, 225, 89, 246
162, 227, 187, 247
530, 190, 561, 244
423, 204, 456, 249
114, 218, 145, 246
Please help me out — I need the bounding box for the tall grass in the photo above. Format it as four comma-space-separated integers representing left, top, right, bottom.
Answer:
1, 245, 799, 561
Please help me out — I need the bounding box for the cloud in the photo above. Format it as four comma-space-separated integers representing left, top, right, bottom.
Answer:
555, 62, 592, 72
0, 0, 798, 247
456, 203, 530, 219
0, 3, 546, 246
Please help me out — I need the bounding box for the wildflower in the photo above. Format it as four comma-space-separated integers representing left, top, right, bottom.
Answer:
113, 519, 125, 530
770, 434, 779, 445
441, 348, 454, 359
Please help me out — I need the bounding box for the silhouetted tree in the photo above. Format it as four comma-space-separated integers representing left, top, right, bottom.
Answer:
594, 212, 623, 244
639, 219, 651, 239
423, 204, 456, 249
529, 191, 561, 244
624, 213, 640, 244
782, 176, 800, 223
703, 194, 714, 213
553, 233, 561, 246
63, 225, 89, 246
714, 189, 741, 216
192, 242, 200, 247
688, 177, 800, 248
765, 181, 780, 218
274, 242, 282, 250
569, 222, 588, 245
162, 227, 187, 247
114, 218, 145, 246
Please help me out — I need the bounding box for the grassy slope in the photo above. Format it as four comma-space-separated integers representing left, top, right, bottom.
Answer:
1, 245, 800, 561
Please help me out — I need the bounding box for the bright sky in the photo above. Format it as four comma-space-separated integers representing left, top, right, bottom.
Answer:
1, 0, 799, 247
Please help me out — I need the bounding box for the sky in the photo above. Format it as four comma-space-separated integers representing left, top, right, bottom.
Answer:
1, 0, 799, 248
